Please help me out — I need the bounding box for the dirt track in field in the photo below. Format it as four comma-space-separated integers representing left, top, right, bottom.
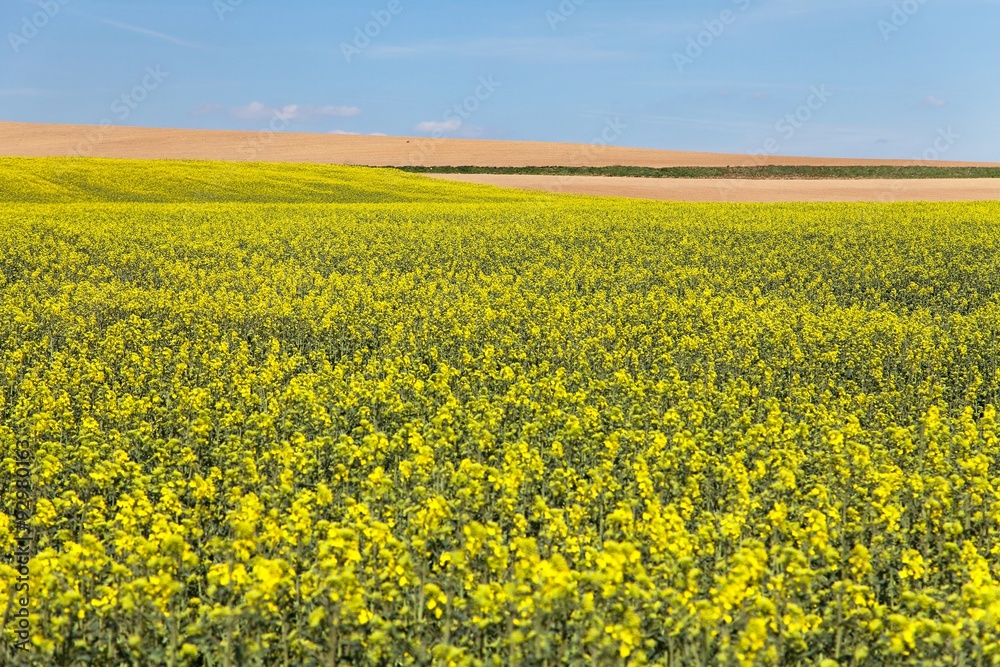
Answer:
426, 174, 1000, 203
1, 121, 998, 202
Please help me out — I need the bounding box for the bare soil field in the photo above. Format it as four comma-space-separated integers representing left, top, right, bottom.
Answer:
1, 121, 997, 202
1, 120, 995, 169
427, 174, 1000, 203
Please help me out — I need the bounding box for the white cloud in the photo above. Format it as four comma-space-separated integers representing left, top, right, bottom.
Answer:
415, 119, 462, 133
230, 102, 289, 120
230, 102, 361, 121
191, 103, 223, 116
308, 105, 363, 118
922, 96, 947, 107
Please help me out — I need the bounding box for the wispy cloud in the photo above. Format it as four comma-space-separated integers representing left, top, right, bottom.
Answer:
415, 119, 462, 133
922, 96, 947, 107
230, 102, 362, 121
191, 103, 224, 117
101, 18, 203, 49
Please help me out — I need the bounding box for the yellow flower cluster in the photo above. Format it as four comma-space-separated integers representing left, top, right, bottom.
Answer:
2, 158, 1000, 665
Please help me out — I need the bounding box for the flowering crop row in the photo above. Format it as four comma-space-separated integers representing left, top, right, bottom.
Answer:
1, 159, 1000, 665
0, 157, 541, 204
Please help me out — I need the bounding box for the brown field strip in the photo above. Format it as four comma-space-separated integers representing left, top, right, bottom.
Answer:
426, 174, 1000, 203
2, 121, 996, 169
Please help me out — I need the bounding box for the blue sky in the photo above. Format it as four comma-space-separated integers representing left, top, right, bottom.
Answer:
2, 0, 998, 160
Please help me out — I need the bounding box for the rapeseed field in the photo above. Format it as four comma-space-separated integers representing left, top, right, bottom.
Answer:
2, 158, 999, 666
